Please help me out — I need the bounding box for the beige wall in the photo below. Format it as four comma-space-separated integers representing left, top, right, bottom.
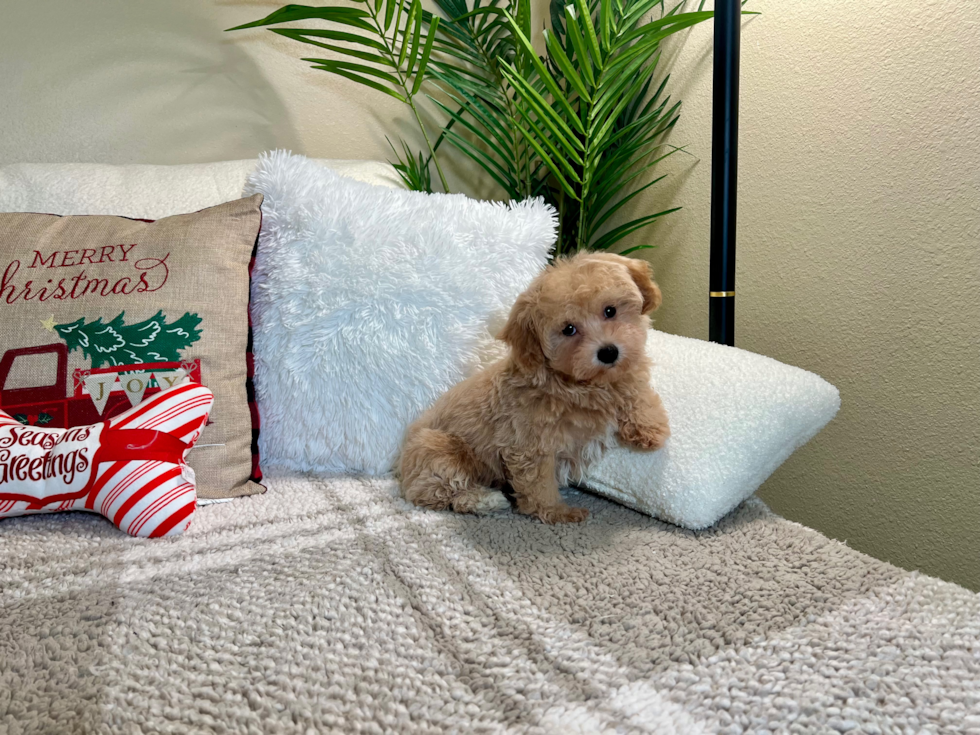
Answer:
1, 1, 977, 588
641, 0, 979, 592
0, 0, 495, 195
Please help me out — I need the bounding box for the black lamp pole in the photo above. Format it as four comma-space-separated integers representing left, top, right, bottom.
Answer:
709, 0, 740, 346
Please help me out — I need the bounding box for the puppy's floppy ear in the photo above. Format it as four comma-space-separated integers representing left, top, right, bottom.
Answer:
622, 257, 662, 314
581, 252, 662, 313
499, 290, 544, 371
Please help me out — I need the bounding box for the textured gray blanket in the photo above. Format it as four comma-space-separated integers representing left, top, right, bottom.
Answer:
1, 473, 978, 734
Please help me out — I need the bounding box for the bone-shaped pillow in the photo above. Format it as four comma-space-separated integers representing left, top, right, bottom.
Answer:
0, 382, 213, 537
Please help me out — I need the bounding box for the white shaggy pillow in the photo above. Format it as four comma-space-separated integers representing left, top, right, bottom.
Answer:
245, 151, 555, 474
582, 330, 840, 529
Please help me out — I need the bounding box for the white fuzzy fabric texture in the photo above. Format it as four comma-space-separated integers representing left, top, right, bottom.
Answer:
245, 151, 556, 474
583, 330, 841, 529
0, 159, 402, 218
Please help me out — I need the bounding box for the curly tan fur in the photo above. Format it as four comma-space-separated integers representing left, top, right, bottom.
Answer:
399, 252, 669, 524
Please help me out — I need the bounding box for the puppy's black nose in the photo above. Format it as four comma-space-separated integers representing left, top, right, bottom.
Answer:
597, 345, 619, 365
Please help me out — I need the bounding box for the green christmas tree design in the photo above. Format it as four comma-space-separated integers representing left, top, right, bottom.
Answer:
52, 311, 202, 368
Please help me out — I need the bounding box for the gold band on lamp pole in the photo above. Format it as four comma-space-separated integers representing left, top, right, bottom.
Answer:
709, 291, 735, 297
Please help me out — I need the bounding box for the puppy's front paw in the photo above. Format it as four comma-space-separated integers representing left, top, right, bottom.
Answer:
472, 489, 510, 514
619, 420, 670, 451
536, 505, 589, 524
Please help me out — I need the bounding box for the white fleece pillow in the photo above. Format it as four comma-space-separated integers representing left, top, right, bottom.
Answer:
0, 159, 401, 218
245, 151, 556, 474
582, 330, 840, 529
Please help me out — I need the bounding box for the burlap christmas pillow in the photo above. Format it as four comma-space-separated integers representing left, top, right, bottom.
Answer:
0, 195, 264, 499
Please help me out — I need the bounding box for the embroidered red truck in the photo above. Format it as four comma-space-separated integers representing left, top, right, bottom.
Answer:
0, 343, 201, 427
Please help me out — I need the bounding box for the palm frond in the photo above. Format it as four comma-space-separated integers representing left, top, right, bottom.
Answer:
498, 0, 721, 253
387, 137, 433, 192
228, 0, 450, 191
230, 0, 754, 257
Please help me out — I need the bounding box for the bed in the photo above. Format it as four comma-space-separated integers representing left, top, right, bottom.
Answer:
2, 472, 978, 733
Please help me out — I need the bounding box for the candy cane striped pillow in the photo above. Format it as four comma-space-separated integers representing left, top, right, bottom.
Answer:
0, 382, 213, 537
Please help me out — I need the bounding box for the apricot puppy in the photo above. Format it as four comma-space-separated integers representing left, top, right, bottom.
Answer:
399, 252, 669, 524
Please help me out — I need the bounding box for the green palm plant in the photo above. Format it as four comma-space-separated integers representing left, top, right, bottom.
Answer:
504, 0, 714, 254
229, 1, 451, 192
230, 1, 738, 256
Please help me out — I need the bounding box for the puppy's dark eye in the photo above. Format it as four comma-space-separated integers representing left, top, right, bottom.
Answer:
604, 306, 616, 319
562, 324, 577, 337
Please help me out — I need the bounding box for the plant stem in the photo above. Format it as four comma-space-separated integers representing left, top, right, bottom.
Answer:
453, 16, 528, 199
577, 184, 589, 251
409, 101, 450, 192
557, 188, 566, 256
367, 3, 450, 193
